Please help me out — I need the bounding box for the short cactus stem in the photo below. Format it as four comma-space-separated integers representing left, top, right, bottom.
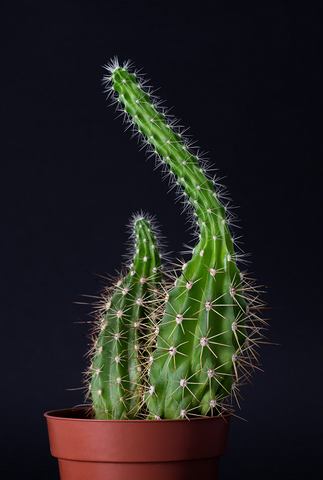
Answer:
88, 213, 163, 419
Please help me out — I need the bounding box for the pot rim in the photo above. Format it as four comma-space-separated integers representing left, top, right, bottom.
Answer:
44, 406, 232, 423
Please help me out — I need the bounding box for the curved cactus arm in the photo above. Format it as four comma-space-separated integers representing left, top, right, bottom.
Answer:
104, 59, 264, 419
88, 213, 163, 419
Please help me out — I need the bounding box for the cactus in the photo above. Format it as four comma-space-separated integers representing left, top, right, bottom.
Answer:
86, 213, 163, 419
85, 58, 264, 420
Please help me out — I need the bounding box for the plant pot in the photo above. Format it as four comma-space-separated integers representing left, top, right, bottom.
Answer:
45, 407, 231, 480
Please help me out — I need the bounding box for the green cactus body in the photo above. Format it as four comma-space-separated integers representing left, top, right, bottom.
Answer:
107, 63, 252, 419
90, 215, 162, 419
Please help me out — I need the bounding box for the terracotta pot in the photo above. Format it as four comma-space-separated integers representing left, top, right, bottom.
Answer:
45, 407, 231, 480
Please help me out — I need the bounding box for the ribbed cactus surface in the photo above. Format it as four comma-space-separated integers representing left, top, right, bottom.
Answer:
89, 214, 162, 419
101, 60, 263, 419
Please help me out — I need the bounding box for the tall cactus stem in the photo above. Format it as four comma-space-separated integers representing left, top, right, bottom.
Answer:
102, 58, 266, 419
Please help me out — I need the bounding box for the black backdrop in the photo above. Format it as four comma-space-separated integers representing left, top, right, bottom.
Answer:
1, 1, 322, 479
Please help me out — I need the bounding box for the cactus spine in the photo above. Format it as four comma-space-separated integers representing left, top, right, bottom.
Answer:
88, 214, 163, 419
101, 59, 264, 420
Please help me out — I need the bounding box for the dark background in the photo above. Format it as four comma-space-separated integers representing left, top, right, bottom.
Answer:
1, 1, 322, 478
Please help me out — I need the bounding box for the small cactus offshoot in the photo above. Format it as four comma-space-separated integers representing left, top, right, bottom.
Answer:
86, 213, 164, 419
85, 58, 266, 420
